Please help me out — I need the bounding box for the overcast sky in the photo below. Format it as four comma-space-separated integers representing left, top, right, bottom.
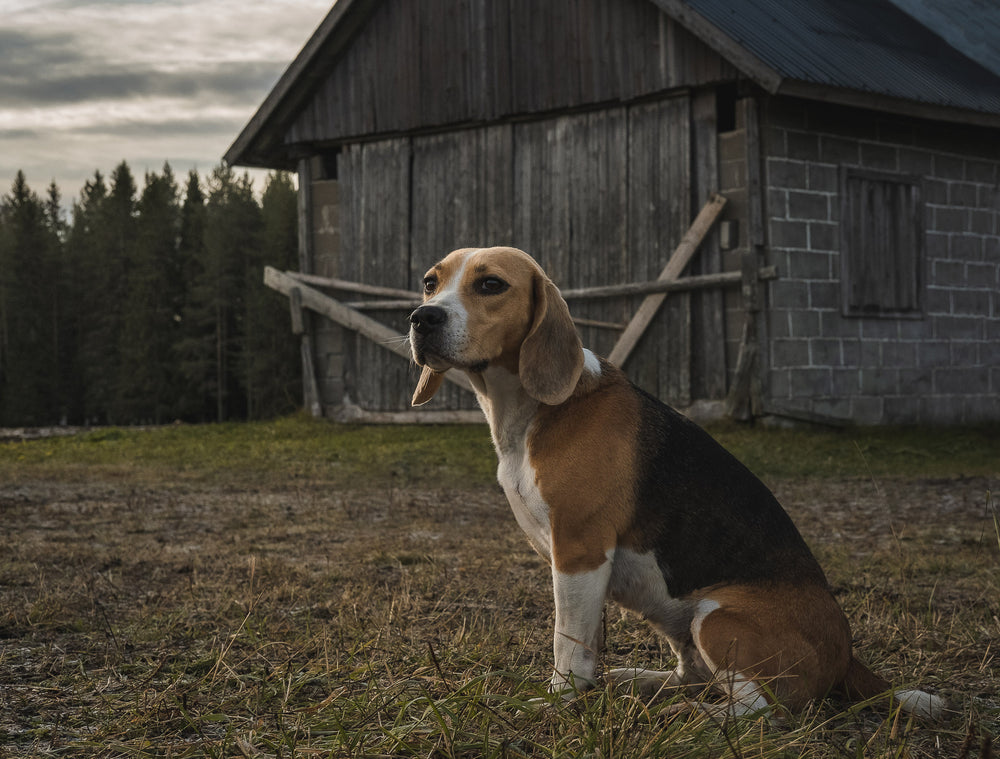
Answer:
1, 0, 331, 206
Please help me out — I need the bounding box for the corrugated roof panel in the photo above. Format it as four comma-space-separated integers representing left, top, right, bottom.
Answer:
890, 0, 1000, 78
683, 0, 1000, 115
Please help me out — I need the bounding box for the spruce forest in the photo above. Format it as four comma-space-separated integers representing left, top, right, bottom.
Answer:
0, 162, 301, 427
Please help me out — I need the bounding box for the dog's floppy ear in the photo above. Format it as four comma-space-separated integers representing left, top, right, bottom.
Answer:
519, 272, 583, 405
412, 366, 446, 406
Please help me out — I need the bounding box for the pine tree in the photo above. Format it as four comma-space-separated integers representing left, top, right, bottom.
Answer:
118, 164, 181, 423
174, 171, 208, 421
67, 171, 110, 423
244, 171, 301, 419
0, 172, 61, 424
181, 164, 261, 422
44, 181, 71, 423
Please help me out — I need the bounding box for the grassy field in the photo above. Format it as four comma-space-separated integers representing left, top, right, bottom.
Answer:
1, 415, 998, 757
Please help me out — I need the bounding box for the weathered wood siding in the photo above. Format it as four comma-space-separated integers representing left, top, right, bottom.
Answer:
337, 139, 415, 410
328, 92, 728, 413
286, 0, 737, 144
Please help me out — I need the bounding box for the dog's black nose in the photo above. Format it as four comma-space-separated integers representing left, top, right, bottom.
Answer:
409, 305, 447, 335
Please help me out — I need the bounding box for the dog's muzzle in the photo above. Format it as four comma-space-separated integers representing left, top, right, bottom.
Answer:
409, 305, 453, 369
409, 305, 447, 335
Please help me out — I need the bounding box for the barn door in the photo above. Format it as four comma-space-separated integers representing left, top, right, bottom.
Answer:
328, 92, 726, 414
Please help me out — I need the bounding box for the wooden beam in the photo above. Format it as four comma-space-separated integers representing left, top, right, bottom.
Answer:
608, 193, 727, 367
264, 266, 474, 394
339, 268, 778, 311
287, 271, 416, 299
288, 287, 306, 335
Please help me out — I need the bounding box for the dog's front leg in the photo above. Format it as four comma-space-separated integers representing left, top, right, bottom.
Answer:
549, 560, 612, 698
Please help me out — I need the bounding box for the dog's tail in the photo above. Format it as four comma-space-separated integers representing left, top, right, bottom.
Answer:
838, 655, 947, 720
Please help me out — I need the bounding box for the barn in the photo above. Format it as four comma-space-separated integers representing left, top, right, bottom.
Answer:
225, 0, 1000, 425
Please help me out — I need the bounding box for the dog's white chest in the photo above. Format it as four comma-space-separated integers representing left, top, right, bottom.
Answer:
497, 446, 552, 562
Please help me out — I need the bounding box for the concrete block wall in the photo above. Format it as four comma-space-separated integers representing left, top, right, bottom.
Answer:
762, 98, 1000, 424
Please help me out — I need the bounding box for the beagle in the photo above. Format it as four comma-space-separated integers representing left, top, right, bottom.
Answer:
408, 246, 944, 720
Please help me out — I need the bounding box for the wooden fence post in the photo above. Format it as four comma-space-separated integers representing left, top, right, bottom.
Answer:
608, 193, 727, 367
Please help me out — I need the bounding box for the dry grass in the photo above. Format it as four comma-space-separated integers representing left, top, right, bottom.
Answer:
1, 418, 998, 757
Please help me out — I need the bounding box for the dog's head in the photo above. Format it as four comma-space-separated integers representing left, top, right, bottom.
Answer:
409, 247, 583, 406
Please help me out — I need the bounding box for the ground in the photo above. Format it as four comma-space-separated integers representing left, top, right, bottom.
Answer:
0, 422, 998, 756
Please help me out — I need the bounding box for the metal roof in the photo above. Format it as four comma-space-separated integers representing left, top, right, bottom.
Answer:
227, 0, 1000, 168
661, 0, 1000, 117
890, 0, 1000, 78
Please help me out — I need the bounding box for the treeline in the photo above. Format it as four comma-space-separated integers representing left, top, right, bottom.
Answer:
0, 162, 301, 427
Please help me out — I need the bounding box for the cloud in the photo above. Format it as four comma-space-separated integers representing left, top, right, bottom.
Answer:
0, 0, 330, 200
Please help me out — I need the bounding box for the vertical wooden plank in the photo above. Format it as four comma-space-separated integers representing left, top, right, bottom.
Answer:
336, 138, 413, 412
626, 94, 691, 405
740, 96, 766, 417
297, 158, 314, 275
690, 88, 727, 400
513, 117, 573, 279
513, 110, 627, 358
567, 109, 629, 358
409, 125, 514, 411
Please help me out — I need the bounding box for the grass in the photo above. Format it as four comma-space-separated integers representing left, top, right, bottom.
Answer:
1, 415, 998, 757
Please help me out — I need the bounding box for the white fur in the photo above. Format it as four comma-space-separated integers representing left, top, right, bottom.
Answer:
582, 347, 601, 376
420, 252, 474, 369
691, 598, 721, 640
550, 560, 612, 695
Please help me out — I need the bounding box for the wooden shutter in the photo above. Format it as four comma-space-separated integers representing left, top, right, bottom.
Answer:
840, 169, 924, 317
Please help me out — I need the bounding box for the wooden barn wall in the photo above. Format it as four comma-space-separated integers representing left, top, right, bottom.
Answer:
337, 139, 415, 411
286, 0, 736, 144
409, 127, 515, 411
332, 92, 727, 413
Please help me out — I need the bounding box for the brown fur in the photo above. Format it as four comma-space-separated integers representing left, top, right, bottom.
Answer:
693, 584, 853, 710
529, 375, 640, 573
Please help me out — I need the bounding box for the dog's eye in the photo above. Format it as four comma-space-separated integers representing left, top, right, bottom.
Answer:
476, 276, 509, 295
423, 276, 438, 295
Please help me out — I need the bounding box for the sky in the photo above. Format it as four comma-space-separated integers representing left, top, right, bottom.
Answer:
1, 0, 332, 206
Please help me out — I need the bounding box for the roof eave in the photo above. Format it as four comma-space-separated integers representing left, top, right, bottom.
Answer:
778, 79, 1000, 129
647, 0, 784, 93
224, 0, 379, 169
652, 0, 1000, 129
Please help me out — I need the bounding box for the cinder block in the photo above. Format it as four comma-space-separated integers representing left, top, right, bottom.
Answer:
808, 222, 838, 252
898, 148, 934, 175
897, 368, 933, 393
787, 131, 820, 161
935, 366, 989, 395
807, 164, 838, 193
808, 281, 839, 310
933, 154, 965, 180
919, 395, 964, 424
769, 219, 809, 249
789, 367, 833, 396
850, 396, 885, 425
832, 368, 861, 395
809, 338, 844, 367
882, 341, 917, 368
820, 136, 860, 165
767, 159, 808, 190
860, 143, 898, 171
769, 279, 810, 309
964, 395, 1000, 423
917, 340, 951, 368
771, 338, 810, 368
788, 308, 821, 338
883, 395, 920, 424
860, 367, 900, 395
788, 190, 830, 221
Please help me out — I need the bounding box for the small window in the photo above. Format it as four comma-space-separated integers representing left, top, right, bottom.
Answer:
840, 168, 924, 317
